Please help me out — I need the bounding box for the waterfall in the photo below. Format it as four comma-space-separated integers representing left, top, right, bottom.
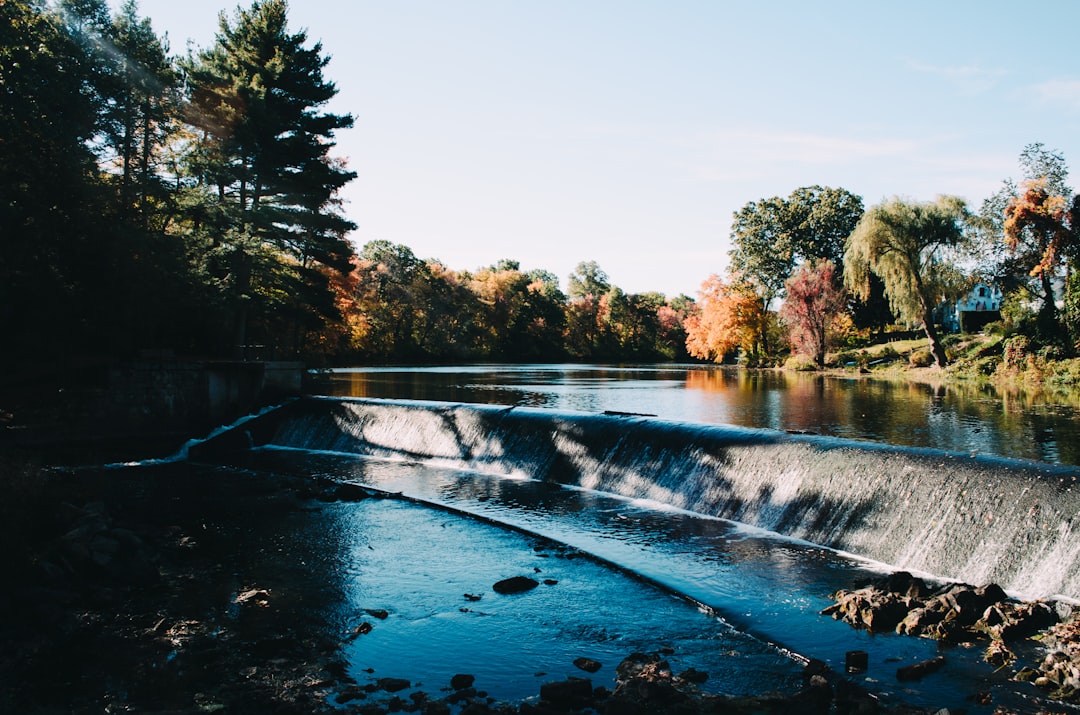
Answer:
194, 396, 1080, 600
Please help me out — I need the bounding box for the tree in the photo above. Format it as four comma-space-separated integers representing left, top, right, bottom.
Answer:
730, 186, 864, 308
100, 0, 177, 227
844, 196, 969, 367
974, 144, 1078, 339
0, 0, 114, 364
1004, 178, 1078, 336
780, 260, 846, 367
567, 260, 610, 301
729, 186, 864, 356
683, 274, 768, 364
184, 0, 356, 355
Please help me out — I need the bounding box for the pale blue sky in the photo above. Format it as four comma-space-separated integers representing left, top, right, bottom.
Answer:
110, 0, 1080, 297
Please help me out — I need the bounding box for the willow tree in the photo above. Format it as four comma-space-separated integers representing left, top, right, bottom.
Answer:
844, 196, 969, 368
184, 0, 356, 355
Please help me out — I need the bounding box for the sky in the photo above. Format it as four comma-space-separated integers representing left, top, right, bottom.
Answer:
107, 0, 1080, 298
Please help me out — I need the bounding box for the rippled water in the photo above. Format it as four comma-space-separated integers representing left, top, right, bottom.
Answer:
310, 363, 1080, 465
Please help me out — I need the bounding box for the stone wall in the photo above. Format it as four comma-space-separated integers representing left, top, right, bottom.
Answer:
106, 360, 304, 436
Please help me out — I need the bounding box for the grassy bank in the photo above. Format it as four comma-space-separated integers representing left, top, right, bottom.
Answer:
815, 333, 1080, 400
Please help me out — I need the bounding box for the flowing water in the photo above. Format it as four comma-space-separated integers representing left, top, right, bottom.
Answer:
185, 392, 1080, 714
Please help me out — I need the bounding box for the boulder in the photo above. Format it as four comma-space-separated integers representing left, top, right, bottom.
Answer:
573, 657, 602, 673
450, 673, 475, 690
539, 677, 593, 708
896, 655, 946, 682
492, 576, 539, 595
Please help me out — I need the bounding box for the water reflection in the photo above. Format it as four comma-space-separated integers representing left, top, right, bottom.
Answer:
313, 365, 1080, 465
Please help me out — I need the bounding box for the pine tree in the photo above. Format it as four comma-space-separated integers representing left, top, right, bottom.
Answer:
184, 0, 356, 356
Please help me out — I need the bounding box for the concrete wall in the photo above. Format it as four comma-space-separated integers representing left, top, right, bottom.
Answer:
106, 360, 304, 437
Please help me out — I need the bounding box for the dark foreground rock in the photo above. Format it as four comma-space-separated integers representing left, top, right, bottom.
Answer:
493, 575, 540, 594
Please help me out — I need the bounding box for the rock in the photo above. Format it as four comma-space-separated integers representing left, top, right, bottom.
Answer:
896, 655, 946, 681
365, 608, 389, 619
984, 640, 1014, 667
677, 667, 708, 684
450, 673, 475, 690
539, 677, 593, 707
378, 677, 411, 693
845, 650, 868, 674
234, 588, 271, 607
883, 570, 931, 598
492, 576, 538, 594
573, 657, 602, 673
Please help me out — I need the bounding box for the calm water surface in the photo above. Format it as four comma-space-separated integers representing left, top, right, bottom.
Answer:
310, 363, 1080, 466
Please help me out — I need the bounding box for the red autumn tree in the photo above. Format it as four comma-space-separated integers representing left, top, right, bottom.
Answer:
779, 260, 846, 367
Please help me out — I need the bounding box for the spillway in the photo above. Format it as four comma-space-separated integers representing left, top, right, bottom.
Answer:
195, 396, 1080, 602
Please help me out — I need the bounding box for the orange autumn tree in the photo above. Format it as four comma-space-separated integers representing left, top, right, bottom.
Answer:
683, 273, 767, 364
1004, 177, 1079, 331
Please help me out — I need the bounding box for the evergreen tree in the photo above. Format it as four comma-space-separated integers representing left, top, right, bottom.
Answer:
0, 0, 110, 365
184, 0, 356, 356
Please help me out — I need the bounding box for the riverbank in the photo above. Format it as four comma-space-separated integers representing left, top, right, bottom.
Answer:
816, 333, 1080, 395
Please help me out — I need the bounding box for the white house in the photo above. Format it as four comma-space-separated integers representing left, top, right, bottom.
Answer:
940, 282, 1003, 333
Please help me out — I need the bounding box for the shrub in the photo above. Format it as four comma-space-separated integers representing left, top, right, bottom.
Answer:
784, 354, 819, 371
1001, 335, 1030, 372
909, 348, 934, 367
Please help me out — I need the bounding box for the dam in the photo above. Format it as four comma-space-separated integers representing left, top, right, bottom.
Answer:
198, 396, 1080, 602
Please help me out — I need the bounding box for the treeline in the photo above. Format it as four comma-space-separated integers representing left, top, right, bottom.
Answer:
1, 0, 694, 369
687, 146, 1080, 370
326, 248, 694, 362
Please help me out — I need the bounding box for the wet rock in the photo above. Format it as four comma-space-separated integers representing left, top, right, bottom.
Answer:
896, 655, 946, 682
821, 586, 913, 633
334, 483, 372, 502
365, 608, 390, 620
234, 588, 271, 607
845, 650, 868, 674
677, 667, 708, 684
539, 676, 593, 708
378, 677, 411, 693
573, 657, 601, 673
826, 572, 1062, 649
491, 576, 538, 595
450, 673, 475, 690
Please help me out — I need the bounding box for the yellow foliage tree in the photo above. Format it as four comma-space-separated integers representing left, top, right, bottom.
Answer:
683, 273, 767, 363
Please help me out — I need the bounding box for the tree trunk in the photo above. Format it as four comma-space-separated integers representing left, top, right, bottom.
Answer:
921, 309, 948, 368
1038, 270, 1059, 337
